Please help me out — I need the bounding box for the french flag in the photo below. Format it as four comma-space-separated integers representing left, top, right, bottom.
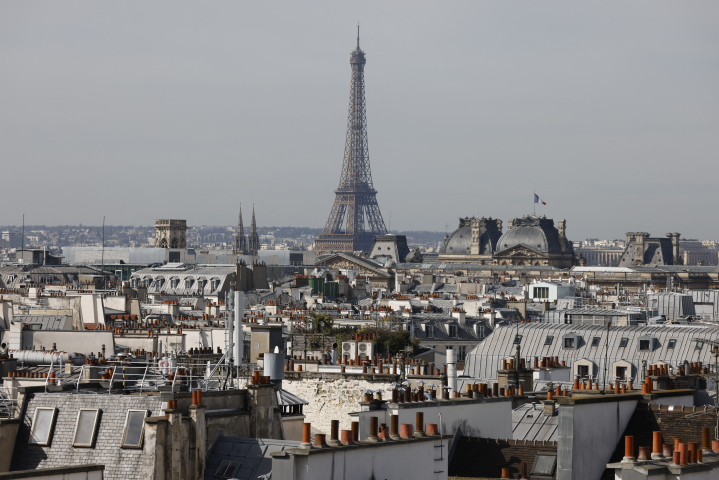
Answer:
534, 194, 546, 205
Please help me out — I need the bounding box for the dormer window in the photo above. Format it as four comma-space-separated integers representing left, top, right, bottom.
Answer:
638, 335, 655, 352
448, 325, 457, 338
425, 325, 434, 338
562, 333, 580, 350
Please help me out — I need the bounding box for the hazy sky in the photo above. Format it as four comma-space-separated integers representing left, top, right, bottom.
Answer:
2, 2, 717, 240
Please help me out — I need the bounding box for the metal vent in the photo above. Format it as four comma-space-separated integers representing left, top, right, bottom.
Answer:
359, 344, 367, 352
343, 343, 351, 351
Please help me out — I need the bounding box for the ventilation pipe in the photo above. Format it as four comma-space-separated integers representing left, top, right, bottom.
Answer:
446, 348, 457, 394
234, 291, 244, 363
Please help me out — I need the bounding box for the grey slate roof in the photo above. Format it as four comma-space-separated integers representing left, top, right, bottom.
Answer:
15, 315, 68, 331
512, 402, 558, 442
465, 323, 719, 383
204, 436, 300, 480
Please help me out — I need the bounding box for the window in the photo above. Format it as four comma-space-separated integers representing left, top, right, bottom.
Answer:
591, 337, 601, 347
639, 340, 651, 351
696, 341, 704, 351
72, 409, 100, 447
215, 460, 240, 478
544, 336, 553, 346
667, 339, 677, 349
168, 251, 181, 263
564, 337, 575, 349
29, 407, 57, 445
185, 278, 194, 289
531, 452, 557, 477
619, 337, 629, 348
121, 410, 148, 448
533, 287, 549, 299
578, 365, 589, 377
425, 325, 434, 338
458, 346, 467, 361
514, 335, 523, 345
616, 366, 627, 380
27, 324, 43, 331
448, 326, 457, 338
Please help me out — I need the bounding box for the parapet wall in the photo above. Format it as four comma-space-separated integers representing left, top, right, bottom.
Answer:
281, 372, 399, 434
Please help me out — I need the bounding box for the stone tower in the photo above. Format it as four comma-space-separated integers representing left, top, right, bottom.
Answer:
154, 220, 187, 249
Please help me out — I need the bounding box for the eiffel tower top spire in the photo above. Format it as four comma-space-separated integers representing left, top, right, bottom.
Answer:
314, 31, 387, 255
233, 204, 247, 255
247, 204, 260, 255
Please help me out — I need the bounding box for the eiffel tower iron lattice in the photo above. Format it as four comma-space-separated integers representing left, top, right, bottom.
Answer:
315, 30, 387, 254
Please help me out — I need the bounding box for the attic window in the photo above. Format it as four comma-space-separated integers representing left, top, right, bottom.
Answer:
215, 461, 240, 479
531, 452, 557, 477
667, 339, 676, 349
544, 336, 553, 346
591, 337, 601, 347
619, 338, 629, 348
639, 340, 651, 351
29, 407, 57, 445
696, 341, 704, 351
72, 409, 100, 447
425, 325, 434, 338
121, 410, 148, 449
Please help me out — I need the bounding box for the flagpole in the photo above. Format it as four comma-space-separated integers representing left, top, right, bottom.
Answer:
533, 188, 535, 217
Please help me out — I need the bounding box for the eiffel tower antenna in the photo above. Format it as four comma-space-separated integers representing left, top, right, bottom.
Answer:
315, 30, 387, 254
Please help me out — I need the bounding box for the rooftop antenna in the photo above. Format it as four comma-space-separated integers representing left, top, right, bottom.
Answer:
389, 208, 392, 234
21, 213, 25, 258
357, 22, 360, 48
102, 216, 105, 290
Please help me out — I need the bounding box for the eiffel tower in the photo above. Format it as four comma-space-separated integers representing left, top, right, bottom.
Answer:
314, 29, 387, 255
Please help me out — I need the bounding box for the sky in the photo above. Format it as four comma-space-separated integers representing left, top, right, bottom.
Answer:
1, 2, 718, 241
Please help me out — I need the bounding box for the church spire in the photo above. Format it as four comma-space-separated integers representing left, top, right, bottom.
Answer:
247, 204, 260, 255
233, 205, 247, 255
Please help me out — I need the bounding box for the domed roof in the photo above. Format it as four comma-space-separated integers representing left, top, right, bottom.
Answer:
442, 226, 472, 254
495, 216, 573, 254
441, 217, 503, 255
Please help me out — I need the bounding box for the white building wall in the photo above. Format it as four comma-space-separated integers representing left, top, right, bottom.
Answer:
291, 439, 449, 480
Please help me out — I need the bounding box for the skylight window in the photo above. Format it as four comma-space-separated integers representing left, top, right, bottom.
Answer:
514, 335, 523, 345
121, 410, 148, 449
544, 336, 553, 346
667, 339, 677, 349
531, 452, 557, 477
72, 409, 100, 447
29, 407, 56, 446
591, 337, 601, 347
696, 341, 704, 351
215, 461, 240, 479
619, 337, 629, 348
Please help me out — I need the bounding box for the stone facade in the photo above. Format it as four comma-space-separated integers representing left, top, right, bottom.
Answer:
154, 219, 187, 249
281, 372, 397, 434
12, 393, 162, 480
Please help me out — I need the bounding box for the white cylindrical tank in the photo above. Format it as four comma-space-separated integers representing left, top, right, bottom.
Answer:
9, 350, 85, 366
446, 348, 457, 393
